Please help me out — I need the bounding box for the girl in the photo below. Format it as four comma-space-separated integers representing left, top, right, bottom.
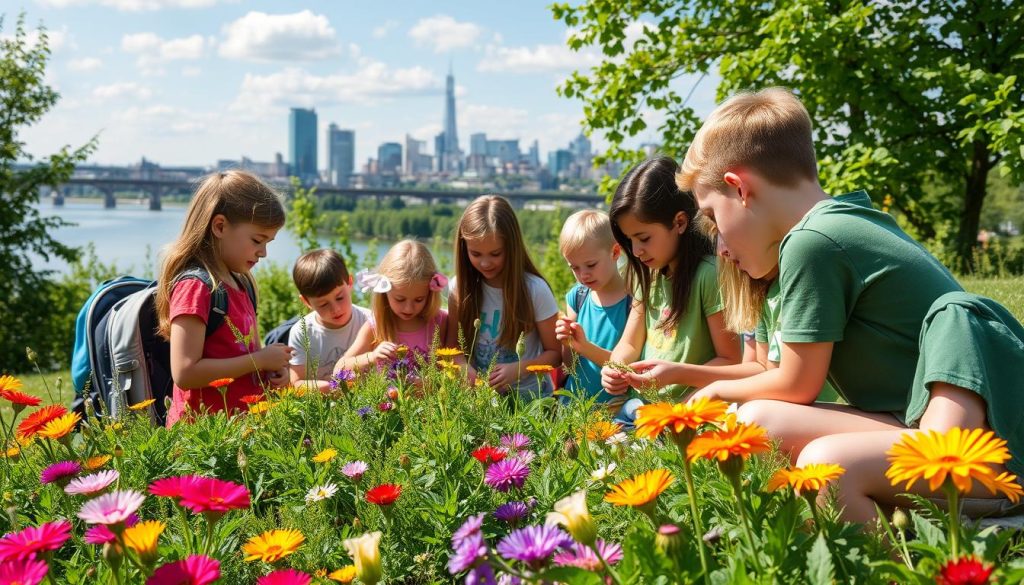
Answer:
336, 240, 449, 372
157, 170, 293, 427
600, 156, 741, 400
446, 195, 561, 397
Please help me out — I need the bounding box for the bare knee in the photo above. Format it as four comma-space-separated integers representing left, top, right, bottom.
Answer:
796, 436, 843, 468
736, 400, 778, 428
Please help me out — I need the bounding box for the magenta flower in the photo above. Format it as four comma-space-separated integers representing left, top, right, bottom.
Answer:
40, 461, 81, 486
64, 470, 119, 496
378, 401, 394, 412
256, 569, 312, 585
0, 558, 48, 585
149, 475, 202, 500
448, 531, 488, 574
177, 477, 250, 515
84, 515, 138, 545
494, 502, 530, 526
341, 461, 368, 482
452, 513, 486, 548
500, 433, 531, 451
146, 555, 220, 585
77, 490, 146, 525
509, 450, 536, 466
496, 524, 573, 570
0, 520, 72, 561
552, 540, 624, 571
484, 459, 530, 492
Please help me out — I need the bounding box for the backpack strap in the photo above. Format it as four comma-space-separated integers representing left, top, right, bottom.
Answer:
236, 273, 258, 315
571, 284, 590, 314
172, 267, 229, 339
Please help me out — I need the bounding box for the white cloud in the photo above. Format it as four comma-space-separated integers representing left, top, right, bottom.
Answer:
2, 27, 72, 53
477, 43, 600, 73
372, 20, 398, 39
181, 66, 202, 77
408, 15, 482, 53
411, 123, 442, 143
121, 32, 205, 70
92, 81, 152, 100
461, 104, 530, 139
219, 10, 341, 62
36, 0, 225, 11
68, 57, 103, 71
111, 104, 216, 135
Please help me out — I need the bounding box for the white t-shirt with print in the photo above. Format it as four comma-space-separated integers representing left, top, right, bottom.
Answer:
288, 306, 371, 380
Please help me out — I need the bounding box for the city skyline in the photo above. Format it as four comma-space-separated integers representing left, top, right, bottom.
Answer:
11, 2, 718, 168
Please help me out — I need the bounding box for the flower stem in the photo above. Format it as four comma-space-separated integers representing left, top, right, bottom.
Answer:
676, 444, 711, 585
943, 481, 961, 560
727, 471, 763, 575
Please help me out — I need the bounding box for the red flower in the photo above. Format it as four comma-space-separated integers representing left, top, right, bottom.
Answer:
937, 557, 993, 585
365, 484, 402, 506
0, 389, 41, 408
0, 520, 73, 561
149, 475, 203, 500
472, 446, 507, 465
240, 394, 265, 405
16, 405, 67, 438
208, 378, 234, 388
178, 478, 251, 515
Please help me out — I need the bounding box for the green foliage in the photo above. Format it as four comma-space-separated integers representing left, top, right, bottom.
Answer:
0, 14, 96, 372
540, 206, 576, 303
253, 261, 306, 339
553, 0, 1024, 272
285, 176, 320, 253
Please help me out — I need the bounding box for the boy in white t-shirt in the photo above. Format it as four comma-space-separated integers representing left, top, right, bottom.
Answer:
287, 249, 370, 390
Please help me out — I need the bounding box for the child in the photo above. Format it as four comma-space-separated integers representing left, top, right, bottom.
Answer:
679, 87, 1024, 522
287, 249, 370, 389
337, 240, 448, 372
446, 195, 561, 397
554, 210, 631, 410
600, 156, 741, 400
156, 170, 293, 426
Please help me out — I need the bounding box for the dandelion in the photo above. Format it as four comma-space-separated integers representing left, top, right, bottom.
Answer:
242, 529, 305, 563
590, 462, 617, 482
496, 524, 573, 570
305, 483, 339, 503
0, 558, 48, 585
65, 470, 119, 496
342, 531, 383, 585
78, 490, 146, 525
38, 412, 81, 440
40, 461, 82, 486
328, 566, 357, 583
146, 554, 220, 585
494, 501, 530, 526
123, 520, 166, 564
16, 405, 67, 439
604, 469, 674, 517
552, 540, 623, 571
312, 448, 338, 463
365, 484, 401, 506
256, 569, 312, 585
485, 458, 530, 492
342, 461, 368, 482
249, 401, 272, 415
0, 520, 73, 561
472, 446, 507, 465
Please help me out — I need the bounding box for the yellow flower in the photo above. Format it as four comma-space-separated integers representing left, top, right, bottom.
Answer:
315, 568, 327, 578
38, 412, 82, 440
546, 490, 596, 545
248, 401, 272, 415
129, 399, 155, 411
0, 375, 23, 393
242, 528, 305, 563
604, 469, 675, 508
635, 399, 730, 441
396, 345, 409, 359
312, 448, 338, 463
886, 427, 1015, 495
687, 421, 771, 463
526, 365, 554, 374
85, 455, 112, 470
435, 347, 462, 359
984, 472, 1024, 503
123, 520, 165, 563
766, 464, 845, 496
585, 420, 622, 442
4, 444, 19, 460
343, 531, 382, 585
328, 566, 358, 583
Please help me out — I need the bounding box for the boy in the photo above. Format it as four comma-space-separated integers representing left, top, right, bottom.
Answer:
678, 87, 1024, 522
555, 210, 631, 412
288, 249, 370, 390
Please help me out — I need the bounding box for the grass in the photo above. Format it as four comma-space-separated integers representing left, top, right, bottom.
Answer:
1, 369, 71, 420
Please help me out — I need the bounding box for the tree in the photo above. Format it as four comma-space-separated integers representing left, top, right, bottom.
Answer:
0, 14, 96, 371
554, 0, 1024, 272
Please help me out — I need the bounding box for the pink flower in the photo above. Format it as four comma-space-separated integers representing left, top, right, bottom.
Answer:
0, 558, 48, 585
64, 470, 119, 496
84, 514, 138, 545
149, 475, 203, 500
256, 569, 312, 585
146, 555, 220, 585
177, 477, 250, 515
40, 461, 81, 486
77, 490, 146, 525
342, 461, 368, 482
0, 520, 72, 561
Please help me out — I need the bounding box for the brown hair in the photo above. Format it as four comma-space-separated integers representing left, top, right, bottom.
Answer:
678, 87, 818, 191
156, 170, 285, 338
370, 240, 442, 343
293, 249, 351, 298
453, 195, 547, 350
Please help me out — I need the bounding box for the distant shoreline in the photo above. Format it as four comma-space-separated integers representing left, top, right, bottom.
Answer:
40, 196, 189, 209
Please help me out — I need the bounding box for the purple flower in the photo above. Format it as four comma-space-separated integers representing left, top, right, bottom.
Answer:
494, 502, 530, 525
385, 352, 420, 380
448, 531, 487, 574
341, 461, 368, 482
467, 562, 496, 585
552, 540, 624, 571
484, 459, 530, 492
452, 513, 486, 548
500, 434, 531, 451
356, 406, 372, 419
509, 450, 536, 466
40, 461, 81, 486
328, 369, 356, 392
496, 525, 573, 570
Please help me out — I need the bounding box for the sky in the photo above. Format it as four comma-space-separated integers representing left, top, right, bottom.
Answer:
9, 0, 719, 169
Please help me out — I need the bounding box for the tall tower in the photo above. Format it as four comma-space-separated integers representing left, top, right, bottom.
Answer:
442, 65, 460, 173
289, 107, 318, 184
327, 124, 355, 187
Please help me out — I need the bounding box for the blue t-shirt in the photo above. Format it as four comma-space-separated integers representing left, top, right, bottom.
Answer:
564, 283, 631, 402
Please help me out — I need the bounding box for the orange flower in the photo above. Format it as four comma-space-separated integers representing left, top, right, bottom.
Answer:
886, 427, 1019, 497
0, 388, 41, 408
0, 375, 23, 394
585, 420, 622, 442
525, 365, 554, 374
38, 412, 82, 440
687, 421, 771, 463
128, 399, 156, 411
766, 463, 845, 496
84, 455, 112, 470
604, 468, 675, 508
208, 378, 234, 388
17, 405, 68, 438
634, 398, 729, 441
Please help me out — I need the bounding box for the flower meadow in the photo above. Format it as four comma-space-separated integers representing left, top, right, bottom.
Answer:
2, 358, 1024, 584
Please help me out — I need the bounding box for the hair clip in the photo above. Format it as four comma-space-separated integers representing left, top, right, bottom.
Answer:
355, 270, 392, 294
429, 272, 449, 292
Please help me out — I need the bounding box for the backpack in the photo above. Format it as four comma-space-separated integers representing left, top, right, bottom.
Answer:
70, 267, 256, 425
263, 316, 301, 347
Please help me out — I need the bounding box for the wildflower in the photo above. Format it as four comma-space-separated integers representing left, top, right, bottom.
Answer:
242, 529, 305, 563
452, 513, 486, 548
38, 412, 81, 440
84, 454, 113, 470
936, 556, 993, 585
0, 375, 25, 395
16, 405, 67, 439
886, 428, 1022, 499
767, 463, 845, 497
65, 469, 120, 496
605, 432, 628, 446
655, 524, 683, 556
0, 387, 41, 408
378, 401, 394, 412
328, 566, 357, 583
501, 433, 531, 451
240, 394, 265, 405
604, 469, 675, 510
525, 365, 553, 374
208, 378, 234, 388
0, 558, 48, 585
249, 401, 272, 415
365, 484, 401, 506
496, 524, 573, 570
312, 448, 338, 463
546, 490, 596, 545
78, 490, 146, 525
4, 444, 19, 460
328, 369, 356, 393
178, 477, 251, 517
0, 520, 72, 561
256, 569, 312, 585
386, 387, 399, 401
892, 508, 911, 532
342, 461, 368, 482
590, 462, 617, 482
123, 520, 166, 564
342, 531, 383, 585
436, 347, 462, 360
552, 539, 623, 571
305, 483, 339, 503
687, 420, 771, 477
586, 420, 622, 442
484, 458, 530, 492
129, 399, 156, 411
40, 461, 82, 486
509, 450, 536, 465
635, 399, 730, 444
149, 475, 202, 500
356, 406, 372, 419
702, 525, 725, 546
146, 554, 220, 585
472, 446, 507, 465
494, 501, 530, 525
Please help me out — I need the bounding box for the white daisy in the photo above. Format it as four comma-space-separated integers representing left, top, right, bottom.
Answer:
590, 462, 617, 482
605, 432, 628, 446
305, 483, 339, 503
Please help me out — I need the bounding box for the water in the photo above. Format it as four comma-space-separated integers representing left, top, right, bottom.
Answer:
32, 199, 390, 276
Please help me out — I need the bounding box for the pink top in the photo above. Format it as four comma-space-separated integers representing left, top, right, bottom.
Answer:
371, 309, 448, 354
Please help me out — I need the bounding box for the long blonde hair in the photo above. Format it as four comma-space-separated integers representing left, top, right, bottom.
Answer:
718, 259, 772, 334
371, 240, 442, 343
156, 170, 285, 339
453, 195, 546, 350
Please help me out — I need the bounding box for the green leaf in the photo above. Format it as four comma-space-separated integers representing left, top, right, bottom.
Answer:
806, 532, 835, 585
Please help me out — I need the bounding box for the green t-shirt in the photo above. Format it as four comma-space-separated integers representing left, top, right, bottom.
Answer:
755, 279, 840, 402
645, 255, 723, 396
778, 191, 962, 415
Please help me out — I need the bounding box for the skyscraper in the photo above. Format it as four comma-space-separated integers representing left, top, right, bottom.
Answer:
289, 107, 318, 184
440, 67, 461, 173
327, 124, 355, 187
378, 142, 403, 175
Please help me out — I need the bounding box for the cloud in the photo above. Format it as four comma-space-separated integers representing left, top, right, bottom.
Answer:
218, 10, 341, 62
68, 57, 103, 71
121, 32, 205, 70
372, 20, 398, 39
36, 0, 225, 11
92, 81, 152, 100
408, 15, 482, 53
2, 27, 72, 53
460, 104, 530, 139
477, 43, 600, 73
111, 104, 217, 135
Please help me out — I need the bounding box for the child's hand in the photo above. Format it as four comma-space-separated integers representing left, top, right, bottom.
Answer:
601, 365, 630, 395
372, 341, 398, 363
555, 318, 588, 347
688, 384, 723, 404
623, 359, 677, 390
256, 343, 294, 371
488, 363, 520, 392
267, 369, 289, 388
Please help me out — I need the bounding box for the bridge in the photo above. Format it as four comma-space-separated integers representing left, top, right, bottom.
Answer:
51, 177, 606, 209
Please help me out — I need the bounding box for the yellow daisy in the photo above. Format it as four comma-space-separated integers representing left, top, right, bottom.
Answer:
85, 455, 112, 470
525, 365, 554, 374
38, 412, 82, 440
766, 463, 845, 496
123, 520, 166, 563
886, 427, 1014, 494
242, 528, 305, 563
634, 398, 730, 441
312, 448, 338, 463
328, 566, 358, 583
604, 468, 675, 508
129, 399, 156, 411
